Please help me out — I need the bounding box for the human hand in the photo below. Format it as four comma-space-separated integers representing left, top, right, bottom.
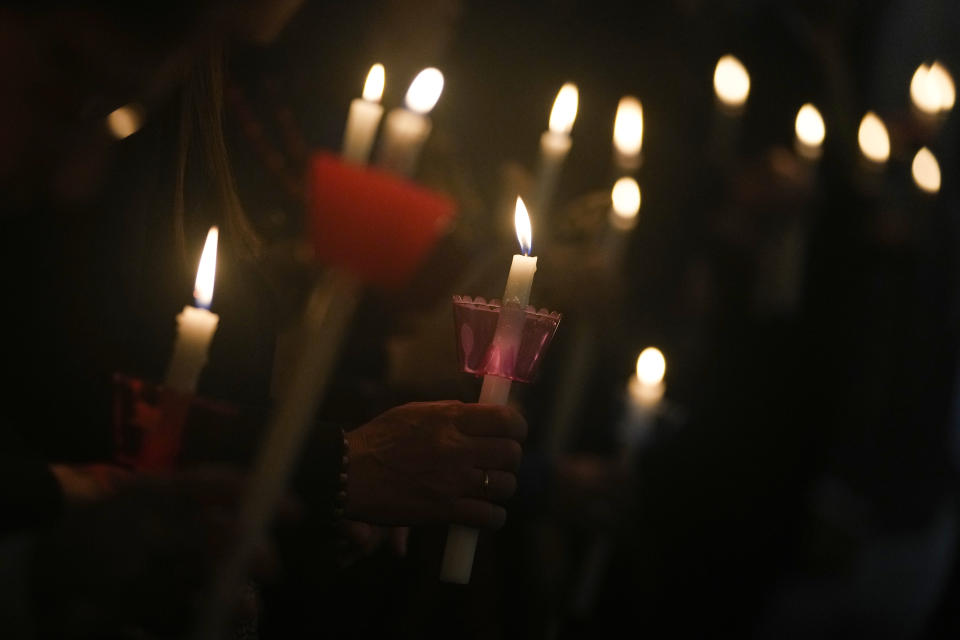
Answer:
344, 401, 527, 529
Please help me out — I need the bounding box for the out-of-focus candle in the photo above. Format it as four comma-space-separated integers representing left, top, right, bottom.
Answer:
613, 96, 643, 172
713, 54, 750, 112
609, 176, 641, 232
794, 103, 825, 161
441, 197, 537, 585
622, 347, 665, 454
165, 227, 220, 393
911, 61, 955, 117
912, 147, 941, 194
342, 64, 385, 164
376, 67, 444, 177
533, 82, 578, 215
858, 112, 890, 165
106, 103, 144, 140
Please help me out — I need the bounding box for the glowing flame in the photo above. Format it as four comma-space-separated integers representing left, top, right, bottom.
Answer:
549, 82, 579, 135
857, 112, 890, 163
713, 54, 750, 108
106, 104, 144, 140
362, 63, 385, 102
611, 177, 641, 220
194, 226, 219, 309
795, 103, 825, 148
613, 96, 643, 156
514, 197, 532, 256
930, 62, 955, 111
636, 347, 666, 386
912, 147, 941, 194
404, 67, 444, 114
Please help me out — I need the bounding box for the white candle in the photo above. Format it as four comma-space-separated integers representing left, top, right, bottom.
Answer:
376, 67, 444, 177
165, 227, 220, 394
857, 111, 890, 166
910, 61, 954, 121
533, 82, 578, 215
621, 347, 665, 456
912, 147, 941, 194
612, 96, 643, 173
441, 197, 537, 585
341, 63, 385, 165
794, 103, 825, 162
711, 55, 749, 165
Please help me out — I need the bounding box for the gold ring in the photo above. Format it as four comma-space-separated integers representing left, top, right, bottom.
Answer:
482, 470, 491, 495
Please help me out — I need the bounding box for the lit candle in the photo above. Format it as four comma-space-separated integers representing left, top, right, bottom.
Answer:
341, 63, 385, 165
441, 197, 537, 585
613, 96, 643, 173
711, 54, 750, 165
858, 111, 890, 166
911, 61, 955, 118
602, 176, 641, 268
376, 67, 444, 177
911, 147, 941, 194
621, 347, 666, 456
794, 103, 825, 162
165, 227, 220, 394
533, 82, 578, 215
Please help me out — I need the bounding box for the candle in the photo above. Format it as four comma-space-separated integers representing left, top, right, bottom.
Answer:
911, 61, 955, 118
711, 54, 749, 166
612, 96, 643, 173
794, 103, 825, 162
911, 147, 941, 194
376, 67, 444, 177
600, 176, 641, 271
533, 82, 578, 216
165, 227, 220, 394
441, 197, 537, 585
857, 111, 890, 165
341, 63, 385, 165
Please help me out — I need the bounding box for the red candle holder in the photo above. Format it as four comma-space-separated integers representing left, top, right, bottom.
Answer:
452, 295, 561, 382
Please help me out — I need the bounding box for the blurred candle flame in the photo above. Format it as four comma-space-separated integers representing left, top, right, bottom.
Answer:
930, 62, 955, 111
713, 55, 750, 108
636, 347, 666, 386
857, 112, 890, 164
106, 104, 144, 140
405, 67, 444, 114
912, 147, 941, 193
549, 83, 579, 135
194, 227, 219, 309
611, 177, 641, 220
362, 63, 385, 102
795, 103, 825, 148
613, 96, 643, 156
514, 197, 532, 256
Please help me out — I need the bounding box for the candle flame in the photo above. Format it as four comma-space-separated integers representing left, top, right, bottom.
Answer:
912, 147, 941, 194
106, 103, 144, 140
713, 54, 750, 108
613, 96, 643, 156
858, 112, 890, 164
611, 177, 641, 220
194, 226, 218, 309
514, 197, 532, 256
795, 103, 825, 148
930, 61, 955, 111
405, 67, 444, 114
362, 63, 385, 102
636, 347, 666, 386
549, 82, 579, 134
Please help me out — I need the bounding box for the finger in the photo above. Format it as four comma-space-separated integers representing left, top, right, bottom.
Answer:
451, 498, 507, 530
466, 437, 522, 471
464, 469, 517, 503
455, 405, 528, 442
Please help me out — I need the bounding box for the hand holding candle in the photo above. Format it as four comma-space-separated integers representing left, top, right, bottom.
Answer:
377, 67, 444, 177
441, 197, 538, 585
165, 227, 220, 394
342, 63, 385, 164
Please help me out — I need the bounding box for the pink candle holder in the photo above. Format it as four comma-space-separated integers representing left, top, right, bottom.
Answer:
452, 295, 561, 382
